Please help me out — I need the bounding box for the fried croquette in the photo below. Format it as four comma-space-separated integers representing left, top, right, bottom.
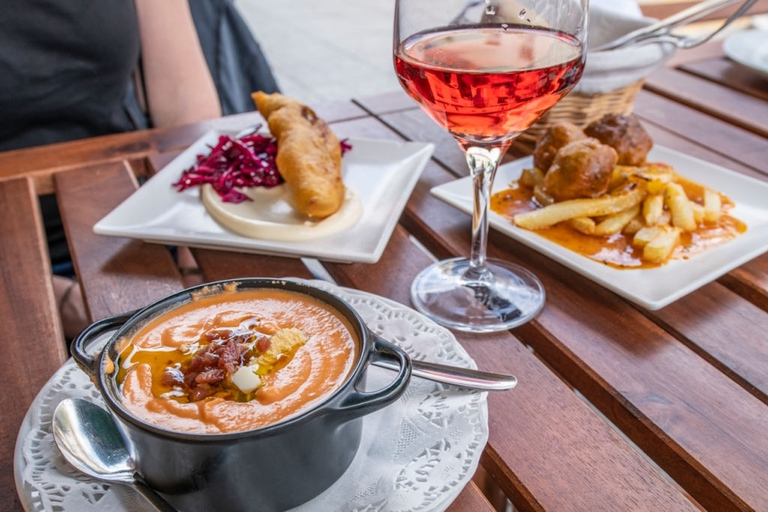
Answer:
543, 138, 618, 202
252, 91, 344, 218
584, 114, 653, 166
532, 121, 587, 172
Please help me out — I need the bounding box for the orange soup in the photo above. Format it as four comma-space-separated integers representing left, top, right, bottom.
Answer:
114, 288, 359, 434
491, 173, 747, 269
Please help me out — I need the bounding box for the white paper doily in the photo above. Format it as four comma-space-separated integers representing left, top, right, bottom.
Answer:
14, 280, 489, 512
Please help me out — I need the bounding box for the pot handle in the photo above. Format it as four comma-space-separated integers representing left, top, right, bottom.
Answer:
333, 333, 412, 418
70, 311, 135, 377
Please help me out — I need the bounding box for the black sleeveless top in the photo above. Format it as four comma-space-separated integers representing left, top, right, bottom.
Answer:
0, 0, 142, 152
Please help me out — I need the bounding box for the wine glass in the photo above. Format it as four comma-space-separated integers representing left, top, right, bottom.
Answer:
394, 0, 588, 332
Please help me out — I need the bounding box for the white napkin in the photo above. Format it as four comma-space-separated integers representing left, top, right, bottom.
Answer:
576, 2, 677, 95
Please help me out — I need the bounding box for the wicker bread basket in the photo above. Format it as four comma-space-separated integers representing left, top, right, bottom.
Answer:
519, 79, 645, 143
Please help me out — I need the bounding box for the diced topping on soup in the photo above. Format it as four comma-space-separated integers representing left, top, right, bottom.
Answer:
256, 328, 307, 369
124, 318, 309, 403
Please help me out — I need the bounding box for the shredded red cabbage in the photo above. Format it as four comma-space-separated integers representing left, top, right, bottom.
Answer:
173, 130, 281, 204
173, 130, 353, 204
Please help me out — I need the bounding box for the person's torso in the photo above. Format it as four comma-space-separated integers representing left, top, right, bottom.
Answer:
0, 0, 141, 151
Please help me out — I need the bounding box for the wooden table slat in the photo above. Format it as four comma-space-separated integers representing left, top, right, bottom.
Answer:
446, 480, 499, 512
0, 178, 68, 510
719, 260, 768, 311
680, 57, 768, 102
55, 161, 186, 321
644, 66, 768, 139
634, 90, 768, 181
193, 249, 315, 282
652, 282, 768, 401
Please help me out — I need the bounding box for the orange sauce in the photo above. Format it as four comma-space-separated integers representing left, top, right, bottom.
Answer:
115, 289, 359, 434
490, 173, 747, 269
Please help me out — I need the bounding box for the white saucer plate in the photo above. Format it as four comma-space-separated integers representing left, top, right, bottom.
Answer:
14, 281, 488, 512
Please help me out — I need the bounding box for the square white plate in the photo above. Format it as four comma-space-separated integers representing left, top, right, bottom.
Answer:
94, 130, 434, 263
431, 146, 768, 310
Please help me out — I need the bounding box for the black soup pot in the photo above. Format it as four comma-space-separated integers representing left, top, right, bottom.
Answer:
71, 278, 412, 512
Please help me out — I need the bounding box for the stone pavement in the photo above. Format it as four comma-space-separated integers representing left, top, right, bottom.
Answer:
236, 0, 401, 105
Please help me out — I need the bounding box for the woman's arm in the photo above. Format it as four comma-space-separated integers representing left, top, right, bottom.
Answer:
133, 0, 221, 127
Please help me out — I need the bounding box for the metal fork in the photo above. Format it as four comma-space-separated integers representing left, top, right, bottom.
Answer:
593, 0, 758, 52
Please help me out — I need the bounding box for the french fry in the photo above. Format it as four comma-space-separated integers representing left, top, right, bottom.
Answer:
643, 226, 681, 263
642, 194, 664, 225
703, 188, 722, 223
636, 164, 675, 194
568, 217, 596, 235
533, 185, 554, 206
664, 182, 697, 231
514, 186, 646, 230
519, 167, 545, 188
594, 204, 641, 236
646, 174, 674, 195
610, 166, 633, 189
632, 225, 662, 247
690, 201, 705, 224
645, 163, 673, 174
623, 214, 644, 235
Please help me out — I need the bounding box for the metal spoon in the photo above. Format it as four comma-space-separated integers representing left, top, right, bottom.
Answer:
373, 359, 517, 391
52, 398, 176, 512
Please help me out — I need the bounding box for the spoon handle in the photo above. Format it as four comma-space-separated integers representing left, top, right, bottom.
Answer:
373, 359, 517, 391
133, 480, 177, 512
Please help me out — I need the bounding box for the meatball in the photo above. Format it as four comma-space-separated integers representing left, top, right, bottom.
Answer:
543, 138, 618, 202
532, 121, 587, 172
584, 114, 653, 166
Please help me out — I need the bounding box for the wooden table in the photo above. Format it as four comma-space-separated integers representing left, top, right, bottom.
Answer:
2, 40, 767, 512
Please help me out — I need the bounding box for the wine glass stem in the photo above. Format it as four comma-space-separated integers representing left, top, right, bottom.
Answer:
464, 143, 510, 279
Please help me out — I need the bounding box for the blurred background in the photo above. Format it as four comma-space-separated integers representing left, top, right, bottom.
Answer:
237, 0, 399, 105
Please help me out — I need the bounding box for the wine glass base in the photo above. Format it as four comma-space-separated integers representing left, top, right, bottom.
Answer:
410, 257, 545, 333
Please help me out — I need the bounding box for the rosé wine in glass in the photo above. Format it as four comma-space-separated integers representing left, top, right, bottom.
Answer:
395, 27, 583, 142
394, 0, 588, 332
